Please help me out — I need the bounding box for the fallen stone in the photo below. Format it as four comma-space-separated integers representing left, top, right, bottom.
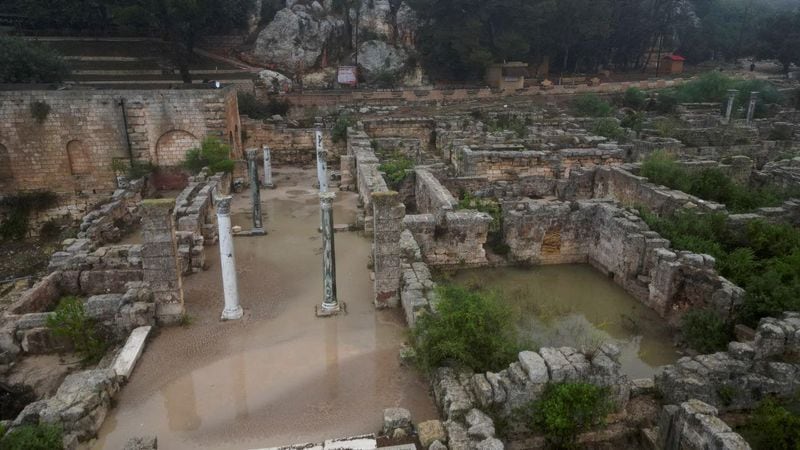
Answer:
428, 440, 447, 450
383, 407, 412, 434
111, 326, 152, 380
123, 435, 158, 449
417, 420, 446, 449
474, 438, 504, 450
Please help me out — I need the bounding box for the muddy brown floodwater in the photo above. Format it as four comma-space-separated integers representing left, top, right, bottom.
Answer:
93, 169, 438, 450
450, 265, 681, 379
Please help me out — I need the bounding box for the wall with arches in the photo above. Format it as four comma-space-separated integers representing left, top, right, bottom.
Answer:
0, 87, 241, 205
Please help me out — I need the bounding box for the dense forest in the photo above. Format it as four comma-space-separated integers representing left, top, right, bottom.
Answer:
1, 0, 799, 81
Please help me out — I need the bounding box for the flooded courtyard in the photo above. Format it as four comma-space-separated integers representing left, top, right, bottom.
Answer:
449, 265, 681, 378
93, 169, 438, 450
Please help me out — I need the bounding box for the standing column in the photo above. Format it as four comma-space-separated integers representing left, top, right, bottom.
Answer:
316, 192, 342, 316
746, 91, 759, 125
246, 149, 265, 235
217, 197, 243, 320
724, 89, 738, 124
262, 145, 274, 188
315, 121, 328, 193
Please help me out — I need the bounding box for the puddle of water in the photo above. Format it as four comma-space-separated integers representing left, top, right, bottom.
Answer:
449, 265, 680, 378
93, 169, 438, 450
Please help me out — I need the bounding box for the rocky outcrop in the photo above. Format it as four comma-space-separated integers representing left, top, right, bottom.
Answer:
655, 312, 800, 412
253, 4, 345, 72
357, 40, 408, 79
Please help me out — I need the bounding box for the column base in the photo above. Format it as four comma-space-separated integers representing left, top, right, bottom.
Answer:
250, 227, 267, 236
221, 305, 244, 321
263, 183, 275, 189
315, 302, 347, 318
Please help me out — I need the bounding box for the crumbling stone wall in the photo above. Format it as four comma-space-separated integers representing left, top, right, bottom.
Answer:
0, 88, 240, 197
363, 117, 435, 151
432, 344, 630, 450
415, 168, 457, 219
656, 311, 800, 412
655, 400, 751, 450
140, 199, 184, 324
76, 178, 147, 245
503, 200, 740, 325
348, 127, 389, 234
173, 171, 229, 274
240, 116, 336, 165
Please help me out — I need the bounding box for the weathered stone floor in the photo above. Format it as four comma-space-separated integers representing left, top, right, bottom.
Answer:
92, 168, 438, 450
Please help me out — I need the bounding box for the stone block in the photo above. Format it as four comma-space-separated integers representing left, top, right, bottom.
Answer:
417, 420, 446, 449
85, 294, 126, 319
111, 326, 152, 380
383, 407, 412, 434
518, 351, 549, 383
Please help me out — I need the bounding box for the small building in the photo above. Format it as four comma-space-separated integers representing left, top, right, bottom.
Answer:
486, 62, 528, 91
661, 54, 686, 75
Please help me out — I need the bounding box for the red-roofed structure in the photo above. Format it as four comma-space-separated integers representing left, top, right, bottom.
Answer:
662, 54, 686, 74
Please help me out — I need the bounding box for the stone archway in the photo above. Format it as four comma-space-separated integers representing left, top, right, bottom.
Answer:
0, 144, 12, 180
155, 130, 199, 167
67, 140, 92, 175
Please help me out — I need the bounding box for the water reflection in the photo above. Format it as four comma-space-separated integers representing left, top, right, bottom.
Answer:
450, 264, 680, 378
163, 373, 202, 431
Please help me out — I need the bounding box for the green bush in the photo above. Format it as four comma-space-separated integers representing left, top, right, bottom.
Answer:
623, 87, 648, 110
571, 94, 613, 117
30, 101, 51, 124
486, 115, 528, 138
652, 91, 679, 114
378, 153, 414, 190
0, 37, 70, 84
412, 285, 520, 373
768, 124, 793, 141
591, 118, 626, 142
527, 382, 613, 448
0, 423, 64, 450
620, 111, 645, 132
743, 398, 800, 450
46, 296, 108, 364
640, 209, 800, 327
237, 92, 291, 119
657, 73, 783, 118
640, 151, 793, 213
111, 159, 156, 181
681, 309, 732, 353
182, 138, 235, 175
332, 114, 354, 144
0, 191, 59, 241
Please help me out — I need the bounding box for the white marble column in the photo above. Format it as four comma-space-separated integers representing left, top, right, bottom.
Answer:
217, 197, 243, 320
317, 192, 341, 316
262, 145, 274, 188
746, 91, 759, 125
724, 89, 738, 124
315, 121, 328, 193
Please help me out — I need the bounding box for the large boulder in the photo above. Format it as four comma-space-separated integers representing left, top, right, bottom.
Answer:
357, 40, 408, 79
353, 0, 393, 41
258, 70, 293, 93
254, 5, 344, 72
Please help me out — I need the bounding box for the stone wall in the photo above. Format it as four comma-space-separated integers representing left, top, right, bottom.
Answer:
655, 400, 751, 450
0, 88, 240, 198
656, 311, 800, 412
348, 127, 389, 234
240, 116, 337, 165
372, 191, 405, 308
432, 344, 630, 450
503, 200, 741, 325
140, 199, 184, 324
173, 171, 229, 274
415, 168, 458, 219
76, 178, 147, 245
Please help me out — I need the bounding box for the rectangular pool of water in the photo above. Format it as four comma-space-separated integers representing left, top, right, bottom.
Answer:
448, 264, 681, 378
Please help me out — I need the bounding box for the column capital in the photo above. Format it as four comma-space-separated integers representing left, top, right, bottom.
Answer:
319, 191, 336, 206
216, 196, 233, 216
750, 91, 760, 98
245, 148, 260, 161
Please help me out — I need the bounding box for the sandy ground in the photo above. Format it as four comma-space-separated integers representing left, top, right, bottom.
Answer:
93, 168, 438, 450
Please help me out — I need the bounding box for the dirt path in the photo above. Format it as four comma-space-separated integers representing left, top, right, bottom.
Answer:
93, 168, 438, 450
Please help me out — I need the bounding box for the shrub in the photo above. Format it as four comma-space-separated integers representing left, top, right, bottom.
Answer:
743, 398, 800, 450
571, 94, 613, 117
527, 382, 613, 448
681, 309, 731, 353
768, 124, 793, 141
111, 159, 155, 181
591, 118, 626, 142
39, 219, 61, 239
46, 296, 107, 364
237, 92, 291, 119
412, 285, 520, 373
30, 101, 51, 124
0, 423, 64, 450
623, 87, 648, 110
487, 115, 528, 138
620, 111, 645, 132
332, 114, 354, 143
0, 191, 59, 241
379, 153, 414, 190
183, 138, 235, 175
652, 91, 679, 114
0, 37, 70, 84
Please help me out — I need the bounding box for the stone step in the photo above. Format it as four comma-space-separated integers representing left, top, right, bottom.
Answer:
111, 325, 152, 380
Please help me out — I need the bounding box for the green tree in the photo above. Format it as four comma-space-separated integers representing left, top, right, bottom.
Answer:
528, 382, 613, 449
183, 137, 235, 174
755, 10, 800, 75
0, 37, 70, 84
